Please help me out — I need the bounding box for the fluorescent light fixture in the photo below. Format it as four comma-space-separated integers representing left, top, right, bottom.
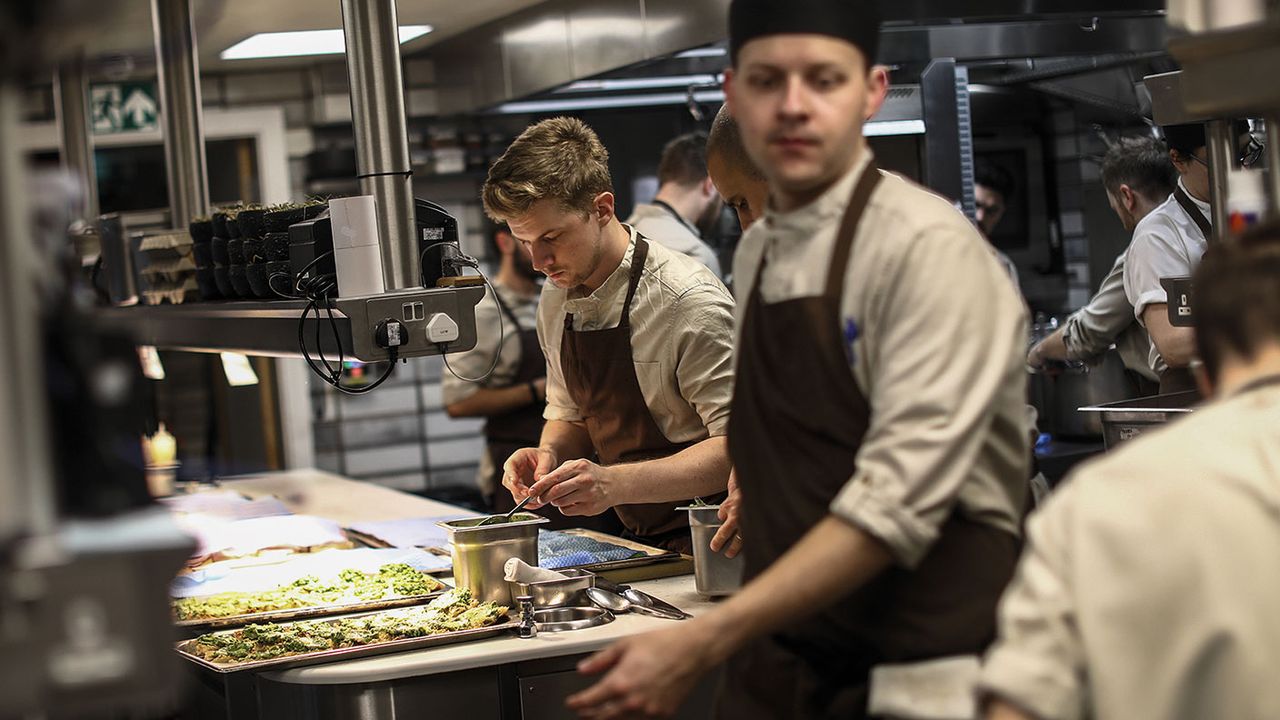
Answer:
675, 47, 727, 58
494, 90, 726, 114
863, 119, 926, 136
555, 74, 721, 94
221, 25, 432, 60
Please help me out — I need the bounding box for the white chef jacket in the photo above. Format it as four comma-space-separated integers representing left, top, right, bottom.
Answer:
980, 380, 1280, 720
1122, 178, 1211, 374
1061, 252, 1160, 381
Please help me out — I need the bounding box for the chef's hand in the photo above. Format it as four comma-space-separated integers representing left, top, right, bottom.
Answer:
567, 625, 713, 719
502, 447, 557, 509
525, 458, 616, 516
709, 469, 744, 559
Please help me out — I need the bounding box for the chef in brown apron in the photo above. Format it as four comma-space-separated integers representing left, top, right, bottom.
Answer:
569, 2, 1030, 718
479, 117, 736, 554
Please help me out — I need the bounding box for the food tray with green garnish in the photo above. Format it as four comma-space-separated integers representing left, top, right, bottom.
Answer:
174, 562, 450, 631
176, 589, 512, 673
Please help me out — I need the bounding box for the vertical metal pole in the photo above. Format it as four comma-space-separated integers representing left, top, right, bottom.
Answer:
1206, 118, 1233, 243
1265, 116, 1280, 218
921, 59, 976, 220
340, 0, 418, 290
151, 0, 210, 228
54, 53, 99, 221
0, 84, 57, 543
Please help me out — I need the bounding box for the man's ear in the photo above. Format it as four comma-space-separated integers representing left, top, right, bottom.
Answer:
701, 175, 717, 198
722, 68, 736, 117
863, 65, 890, 120
1119, 184, 1137, 212
593, 192, 617, 226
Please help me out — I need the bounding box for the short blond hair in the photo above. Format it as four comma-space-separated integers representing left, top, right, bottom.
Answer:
482, 117, 613, 221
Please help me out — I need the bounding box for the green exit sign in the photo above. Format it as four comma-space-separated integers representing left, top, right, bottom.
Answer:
91, 82, 159, 134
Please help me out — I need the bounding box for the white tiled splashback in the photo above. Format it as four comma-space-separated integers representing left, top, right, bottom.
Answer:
310, 355, 490, 493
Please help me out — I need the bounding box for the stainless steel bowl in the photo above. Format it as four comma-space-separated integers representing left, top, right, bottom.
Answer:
438, 514, 549, 606
508, 568, 596, 608
678, 505, 744, 597
533, 606, 614, 632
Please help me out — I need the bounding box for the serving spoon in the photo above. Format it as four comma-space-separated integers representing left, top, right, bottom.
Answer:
477, 494, 534, 526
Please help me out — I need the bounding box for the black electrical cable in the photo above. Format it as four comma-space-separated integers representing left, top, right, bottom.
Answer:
292, 251, 398, 394
420, 242, 505, 384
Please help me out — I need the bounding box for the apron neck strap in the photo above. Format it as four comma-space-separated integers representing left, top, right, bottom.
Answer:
1174, 186, 1213, 243
564, 233, 650, 330
824, 163, 883, 300
619, 234, 649, 325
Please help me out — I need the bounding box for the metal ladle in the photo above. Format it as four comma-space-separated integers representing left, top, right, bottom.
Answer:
585, 587, 680, 620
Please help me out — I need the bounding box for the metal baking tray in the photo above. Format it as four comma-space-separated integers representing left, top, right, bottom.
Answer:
176, 608, 514, 674
173, 580, 452, 632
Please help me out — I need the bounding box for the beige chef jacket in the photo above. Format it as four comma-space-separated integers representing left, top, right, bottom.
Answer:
626, 203, 723, 278
1061, 251, 1160, 382
441, 280, 541, 492
980, 381, 1280, 720
538, 224, 735, 444
733, 152, 1029, 568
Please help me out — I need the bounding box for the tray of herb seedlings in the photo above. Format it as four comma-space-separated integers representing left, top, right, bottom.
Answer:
176, 588, 511, 673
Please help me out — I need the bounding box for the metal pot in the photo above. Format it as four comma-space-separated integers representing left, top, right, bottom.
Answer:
438, 514, 548, 606
1028, 348, 1136, 438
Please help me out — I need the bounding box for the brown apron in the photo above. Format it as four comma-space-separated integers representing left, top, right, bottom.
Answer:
559, 236, 712, 554
486, 288, 622, 534
719, 165, 1021, 719
1159, 188, 1213, 396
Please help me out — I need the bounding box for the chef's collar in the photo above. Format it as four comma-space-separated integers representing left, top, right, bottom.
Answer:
563, 224, 638, 313
762, 151, 875, 238
1178, 176, 1211, 216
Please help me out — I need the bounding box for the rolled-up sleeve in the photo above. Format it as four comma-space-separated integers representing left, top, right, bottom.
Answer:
1061, 256, 1134, 361
979, 489, 1087, 720
668, 285, 736, 437
1123, 219, 1189, 324
830, 228, 1026, 567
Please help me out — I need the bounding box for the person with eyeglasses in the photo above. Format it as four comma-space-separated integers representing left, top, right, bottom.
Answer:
1119, 121, 1260, 393
1120, 122, 1217, 393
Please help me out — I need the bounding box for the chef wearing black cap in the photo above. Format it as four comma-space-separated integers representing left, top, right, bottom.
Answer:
568, 1, 1029, 718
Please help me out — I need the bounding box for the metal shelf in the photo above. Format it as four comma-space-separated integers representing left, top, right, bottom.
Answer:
97, 299, 352, 359
95, 284, 486, 361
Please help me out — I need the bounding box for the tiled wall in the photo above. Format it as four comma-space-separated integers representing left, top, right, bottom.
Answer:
311, 355, 488, 492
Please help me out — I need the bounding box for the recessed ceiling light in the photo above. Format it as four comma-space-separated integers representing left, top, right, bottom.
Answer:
221, 25, 432, 60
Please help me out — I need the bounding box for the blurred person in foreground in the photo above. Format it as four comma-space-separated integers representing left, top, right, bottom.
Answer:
982, 219, 1280, 720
